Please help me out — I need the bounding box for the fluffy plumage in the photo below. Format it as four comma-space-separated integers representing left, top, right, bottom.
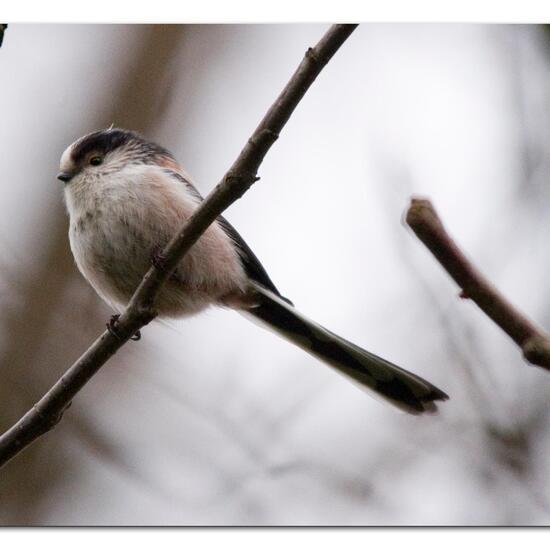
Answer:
59, 128, 448, 414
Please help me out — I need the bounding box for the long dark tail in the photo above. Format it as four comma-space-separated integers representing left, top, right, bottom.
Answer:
244, 282, 448, 415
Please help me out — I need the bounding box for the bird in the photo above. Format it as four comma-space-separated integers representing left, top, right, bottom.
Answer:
58, 128, 448, 414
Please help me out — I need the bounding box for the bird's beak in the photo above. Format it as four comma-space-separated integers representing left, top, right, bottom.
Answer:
57, 171, 73, 183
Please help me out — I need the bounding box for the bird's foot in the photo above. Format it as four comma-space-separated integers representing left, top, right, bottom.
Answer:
106, 314, 121, 339
151, 244, 181, 283
151, 244, 168, 272
106, 314, 141, 341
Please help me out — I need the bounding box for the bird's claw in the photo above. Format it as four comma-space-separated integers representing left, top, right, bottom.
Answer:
151, 245, 167, 271
106, 314, 121, 338
151, 244, 180, 283
106, 314, 141, 342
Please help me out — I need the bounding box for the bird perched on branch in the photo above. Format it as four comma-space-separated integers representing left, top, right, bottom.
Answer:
58, 128, 448, 414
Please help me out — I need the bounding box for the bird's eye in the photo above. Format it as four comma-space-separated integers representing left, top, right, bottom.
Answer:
89, 156, 103, 166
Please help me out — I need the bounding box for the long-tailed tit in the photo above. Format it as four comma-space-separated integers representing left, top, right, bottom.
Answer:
58, 128, 448, 414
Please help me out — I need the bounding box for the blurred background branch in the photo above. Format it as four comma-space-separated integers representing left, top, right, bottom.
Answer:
406, 197, 550, 370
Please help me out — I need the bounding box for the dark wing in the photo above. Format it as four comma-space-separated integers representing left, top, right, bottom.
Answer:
163, 168, 287, 299
216, 215, 284, 298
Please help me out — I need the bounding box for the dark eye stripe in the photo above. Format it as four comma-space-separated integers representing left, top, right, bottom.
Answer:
71, 129, 131, 163
70, 128, 174, 166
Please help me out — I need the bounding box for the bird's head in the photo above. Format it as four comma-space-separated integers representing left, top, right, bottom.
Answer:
58, 128, 174, 184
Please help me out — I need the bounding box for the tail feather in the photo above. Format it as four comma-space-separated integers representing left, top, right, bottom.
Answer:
245, 282, 448, 415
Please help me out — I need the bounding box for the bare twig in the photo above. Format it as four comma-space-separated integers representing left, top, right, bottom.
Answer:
406, 197, 550, 371
0, 24, 358, 469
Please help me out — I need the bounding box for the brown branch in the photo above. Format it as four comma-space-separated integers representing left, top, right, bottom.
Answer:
0, 24, 359, 469
406, 197, 550, 371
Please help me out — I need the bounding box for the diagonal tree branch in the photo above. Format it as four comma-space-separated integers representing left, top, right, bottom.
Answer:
0, 23, 358, 469
406, 197, 550, 371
